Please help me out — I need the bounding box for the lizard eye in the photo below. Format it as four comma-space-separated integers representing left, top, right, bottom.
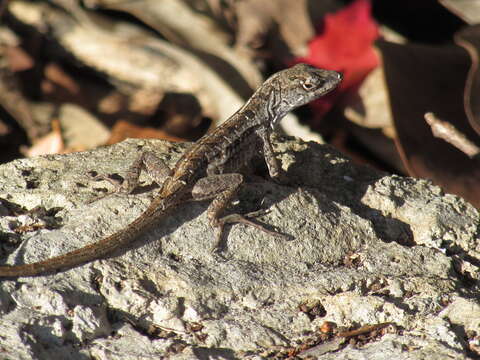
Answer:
301, 80, 314, 91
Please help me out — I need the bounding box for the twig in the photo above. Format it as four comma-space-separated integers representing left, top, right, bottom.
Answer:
424, 112, 480, 158
337, 322, 393, 338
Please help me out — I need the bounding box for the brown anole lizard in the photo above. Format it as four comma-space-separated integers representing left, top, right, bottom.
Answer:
0, 64, 342, 278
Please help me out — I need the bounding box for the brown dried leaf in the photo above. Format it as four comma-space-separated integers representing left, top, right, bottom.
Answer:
106, 120, 184, 145
5, 45, 33, 71
343, 66, 405, 172
344, 67, 393, 131
378, 40, 480, 207
25, 119, 64, 157
455, 25, 480, 135
42, 62, 80, 96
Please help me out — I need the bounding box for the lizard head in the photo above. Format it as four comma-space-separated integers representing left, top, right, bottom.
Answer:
264, 63, 342, 127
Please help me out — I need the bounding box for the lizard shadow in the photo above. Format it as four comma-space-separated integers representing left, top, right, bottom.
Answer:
83, 137, 415, 262
279, 138, 415, 247
89, 180, 292, 262
213, 175, 298, 253
0, 137, 416, 274
278, 138, 480, 293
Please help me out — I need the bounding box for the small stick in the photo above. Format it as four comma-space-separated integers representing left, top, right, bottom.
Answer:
424, 112, 479, 158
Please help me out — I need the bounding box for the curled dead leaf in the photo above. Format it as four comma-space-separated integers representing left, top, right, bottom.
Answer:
378, 39, 480, 207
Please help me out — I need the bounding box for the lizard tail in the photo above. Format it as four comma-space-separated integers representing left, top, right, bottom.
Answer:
0, 197, 172, 278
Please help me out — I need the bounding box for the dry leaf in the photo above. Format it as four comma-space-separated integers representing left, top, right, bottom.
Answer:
25, 119, 64, 157
378, 40, 480, 207
106, 120, 184, 145
455, 25, 480, 135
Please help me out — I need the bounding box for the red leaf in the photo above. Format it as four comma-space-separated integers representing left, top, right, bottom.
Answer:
295, 0, 380, 118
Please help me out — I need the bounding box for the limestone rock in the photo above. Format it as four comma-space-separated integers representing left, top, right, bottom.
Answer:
0, 137, 478, 359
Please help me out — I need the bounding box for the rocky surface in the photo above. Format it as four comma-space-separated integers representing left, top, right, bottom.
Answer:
0, 136, 478, 359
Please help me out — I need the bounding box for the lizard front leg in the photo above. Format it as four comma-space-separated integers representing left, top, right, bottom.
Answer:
191, 173, 288, 250
256, 127, 285, 182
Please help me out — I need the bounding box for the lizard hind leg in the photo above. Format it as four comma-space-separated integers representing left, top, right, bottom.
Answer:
121, 151, 172, 193
191, 173, 288, 251
92, 151, 172, 197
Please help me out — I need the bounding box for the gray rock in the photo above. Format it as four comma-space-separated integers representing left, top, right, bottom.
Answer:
0, 136, 478, 359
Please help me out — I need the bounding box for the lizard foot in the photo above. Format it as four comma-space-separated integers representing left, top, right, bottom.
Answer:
211, 211, 292, 253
